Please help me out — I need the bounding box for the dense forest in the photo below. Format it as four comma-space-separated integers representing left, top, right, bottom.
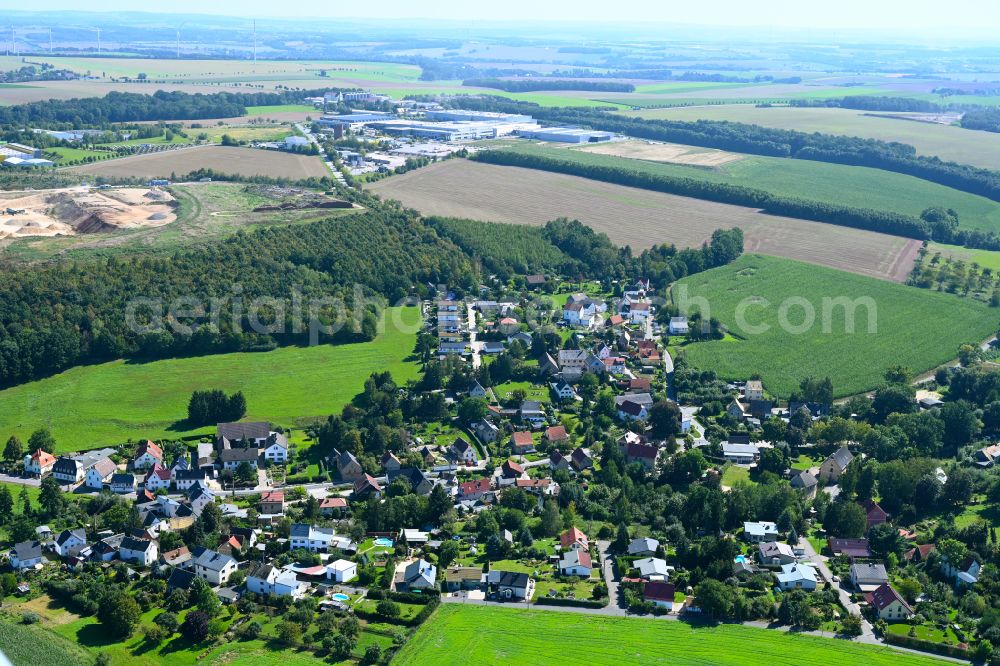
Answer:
0, 89, 335, 127
463, 78, 634, 93
790, 96, 948, 113
0, 209, 475, 386
427, 217, 743, 285
437, 96, 1000, 203
961, 108, 1000, 134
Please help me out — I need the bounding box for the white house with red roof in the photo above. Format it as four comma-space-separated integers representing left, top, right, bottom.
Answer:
559, 549, 593, 576
864, 583, 914, 621
24, 449, 56, 477
144, 464, 172, 493
560, 527, 588, 551
133, 440, 164, 470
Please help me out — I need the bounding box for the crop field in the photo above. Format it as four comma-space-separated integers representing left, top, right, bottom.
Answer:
626, 105, 1000, 170
64, 145, 328, 180
369, 159, 920, 281
0, 306, 420, 450
0, 618, 92, 666
497, 143, 1000, 233
394, 605, 948, 666
672, 254, 997, 397
578, 139, 745, 167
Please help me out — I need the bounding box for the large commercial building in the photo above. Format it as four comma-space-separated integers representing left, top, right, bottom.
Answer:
368, 119, 532, 141
315, 112, 395, 132
518, 127, 615, 143
424, 109, 535, 124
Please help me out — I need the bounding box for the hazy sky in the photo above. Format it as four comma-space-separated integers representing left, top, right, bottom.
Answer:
10, 0, 1000, 31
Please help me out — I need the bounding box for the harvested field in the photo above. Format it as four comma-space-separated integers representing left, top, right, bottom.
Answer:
65, 145, 328, 180
369, 159, 920, 281
575, 139, 744, 167
0, 186, 176, 240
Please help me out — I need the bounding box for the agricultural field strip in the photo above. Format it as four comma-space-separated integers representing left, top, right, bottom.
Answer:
368, 159, 919, 282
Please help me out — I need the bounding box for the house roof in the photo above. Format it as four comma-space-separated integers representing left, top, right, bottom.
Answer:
353, 474, 382, 495
625, 441, 657, 461
401, 559, 437, 586
851, 562, 888, 582
136, 440, 163, 460
865, 583, 913, 614
790, 470, 818, 489
111, 473, 135, 485
560, 549, 592, 569
643, 581, 675, 602
514, 478, 551, 490
161, 546, 191, 564
828, 538, 871, 558
459, 477, 491, 495
261, 490, 284, 503
451, 438, 473, 453
488, 570, 530, 588
826, 446, 854, 471
904, 543, 935, 561
628, 537, 659, 555
320, 497, 348, 509
635, 557, 670, 578
560, 527, 588, 550
167, 567, 197, 590
192, 546, 236, 572
776, 562, 817, 584
511, 431, 533, 446
30, 450, 56, 466
544, 425, 568, 441
146, 465, 171, 482
619, 400, 645, 417
121, 536, 154, 553
219, 447, 260, 462
56, 528, 86, 546
860, 499, 888, 522
89, 457, 117, 479
759, 541, 794, 559
12, 540, 42, 561
502, 460, 524, 476
217, 422, 271, 442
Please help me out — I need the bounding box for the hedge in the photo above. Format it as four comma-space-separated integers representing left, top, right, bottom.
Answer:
534, 596, 609, 609
884, 631, 970, 659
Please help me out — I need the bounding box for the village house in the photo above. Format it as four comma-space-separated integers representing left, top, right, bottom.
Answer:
628, 537, 659, 557
246, 562, 305, 598
571, 447, 594, 472
160, 546, 192, 569
487, 570, 535, 601
790, 470, 818, 498
726, 398, 747, 420
668, 316, 689, 335
216, 422, 275, 449
543, 425, 569, 447
260, 490, 285, 515
865, 583, 914, 621
634, 557, 671, 581
353, 475, 382, 501
175, 468, 210, 491
550, 381, 580, 402
860, 499, 888, 530
133, 440, 164, 470
218, 447, 260, 471
9, 541, 44, 571
743, 521, 779, 544
449, 438, 479, 465
388, 467, 434, 495
396, 559, 438, 591
616, 395, 651, 422
643, 581, 676, 610
459, 477, 492, 502
332, 449, 365, 482
470, 420, 500, 443
262, 433, 289, 464
758, 541, 796, 566
52, 457, 87, 484
193, 547, 238, 585
468, 380, 489, 399
744, 380, 764, 401
119, 536, 158, 566
510, 431, 534, 455
110, 473, 136, 494
560, 527, 589, 551
320, 497, 348, 517
23, 449, 56, 477
549, 450, 571, 473
619, 433, 658, 470
54, 528, 87, 557
519, 401, 546, 427
188, 486, 215, 515
443, 567, 484, 592
84, 457, 117, 490
722, 442, 760, 465
941, 555, 981, 587
973, 443, 1000, 467
828, 538, 872, 559
144, 464, 172, 493
290, 524, 338, 552
500, 459, 525, 481
851, 562, 889, 591
559, 549, 593, 576
775, 562, 818, 591
818, 447, 854, 483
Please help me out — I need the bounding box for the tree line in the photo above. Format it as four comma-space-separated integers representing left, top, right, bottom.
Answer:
462, 78, 635, 93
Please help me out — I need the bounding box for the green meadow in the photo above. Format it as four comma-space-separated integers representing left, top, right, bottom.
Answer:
0, 307, 421, 450
672, 255, 997, 397
394, 604, 948, 666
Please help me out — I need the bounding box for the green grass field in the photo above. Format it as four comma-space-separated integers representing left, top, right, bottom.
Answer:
245, 104, 316, 115
0, 307, 421, 450
498, 143, 1000, 233
625, 105, 1000, 170
672, 254, 997, 397
928, 243, 1000, 271
0, 618, 92, 666
394, 604, 947, 665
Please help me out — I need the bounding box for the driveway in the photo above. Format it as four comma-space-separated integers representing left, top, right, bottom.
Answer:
595, 540, 627, 617
799, 538, 875, 640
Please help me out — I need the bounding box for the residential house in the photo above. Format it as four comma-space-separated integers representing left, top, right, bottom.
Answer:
790, 470, 818, 498
216, 422, 273, 449
192, 547, 238, 585
616, 394, 652, 422
860, 499, 888, 530
290, 524, 336, 552
332, 449, 365, 482
443, 567, 484, 592
167, 568, 197, 591
119, 537, 158, 566
851, 562, 889, 591
471, 420, 500, 443
744, 380, 764, 401
218, 447, 259, 471
941, 555, 981, 587
519, 401, 546, 427
748, 400, 774, 421
326, 559, 357, 582
643, 581, 676, 610
388, 467, 434, 495
514, 478, 557, 505
396, 559, 437, 591
54, 529, 87, 557
23, 450, 56, 477
543, 425, 569, 447
775, 562, 818, 591
510, 431, 534, 455
865, 583, 914, 621
828, 538, 872, 559
559, 549, 593, 577
973, 444, 1000, 467
904, 543, 935, 564
449, 438, 478, 465
353, 475, 382, 501
628, 537, 659, 557
188, 486, 215, 515
758, 541, 796, 566
110, 473, 136, 494
621, 437, 658, 470
500, 460, 525, 480
743, 521, 779, 544
9, 541, 44, 571
160, 546, 192, 569
84, 458, 117, 490
722, 443, 760, 465
245, 562, 305, 599
486, 570, 535, 601
320, 497, 348, 517
625, 300, 651, 324
52, 457, 86, 484
382, 452, 402, 472
726, 398, 746, 420
260, 490, 285, 515
539, 353, 560, 376
93, 534, 125, 562
549, 450, 571, 473
819, 447, 854, 483
458, 477, 492, 502
144, 464, 172, 493
560, 527, 588, 551
570, 447, 593, 472
262, 434, 289, 464
175, 468, 211, 491
667, 317, 689, 335
133, 440, 164, 470
634, 557, 671, 581
169, 456, 191, 478
498, 317, 519, 336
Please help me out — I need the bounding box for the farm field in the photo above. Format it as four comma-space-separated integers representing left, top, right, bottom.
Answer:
625, 105, 1000, 170
927, 243, 1000, 271
672, 254, 997, 397
64, 145, 328, 180
0, 182, 356, 261
496, 143, 1000, 233
0, 617, 92, 666
0, 306, 421, 450
368, 159, 921, 282
394, 604, 948, 666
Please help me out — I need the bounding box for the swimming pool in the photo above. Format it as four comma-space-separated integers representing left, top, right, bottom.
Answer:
331, 593, 350, 602
374, 537, 394, 548
734, 554, 747, 563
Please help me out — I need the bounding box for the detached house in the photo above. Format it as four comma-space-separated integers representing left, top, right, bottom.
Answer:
54, 528, 87, 557
560, 527, 588, 551
743, 521, 779, 544
543, 425, 569, 447
819, 447, 854, 483
24, 450, 56, 477
175, 468, 210, 491
9, 541, 44, 571
119, 537, 158, 566
332, 449, 364, 482
510, 431, 534, 455
144, 464, 172, 493
260, 490, 285, 515
85, 458, 117, 490
860, 499, 888, 531
459, 477, 492, 502
775, 562, 818, 591
449, 438, 478, 464
851, 562, 889, 592
52, 457, 86, 484
571, 447, 593, 472
668, 317, 689, 335
559, 549, 593, 577
395, 559, 437, 591
643, 581, 676, 610
865, 583, 914, 621
262, 433, 289, 464
487, 570, 535, 601
110, 473, 136, 494
246, 562, 304, 599
218, 447, 259, 471
133, 440, 164, 470
192, 547, 238, 586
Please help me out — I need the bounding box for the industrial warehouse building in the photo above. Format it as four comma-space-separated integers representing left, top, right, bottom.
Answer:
518, 127, 615, 143
424, 109, 535, 124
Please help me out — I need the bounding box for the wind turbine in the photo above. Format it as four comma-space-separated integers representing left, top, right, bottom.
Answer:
175, 21, 186, 59
90, 27, 101, 54
252, 20, 256, 64
9, 26, 16, 57
48, 28, 53, 53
